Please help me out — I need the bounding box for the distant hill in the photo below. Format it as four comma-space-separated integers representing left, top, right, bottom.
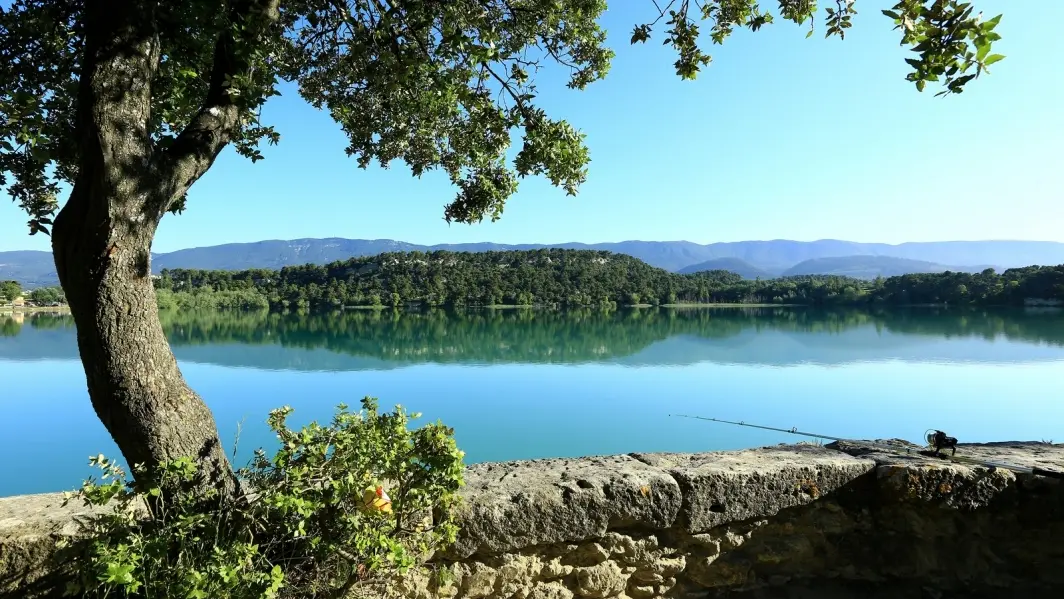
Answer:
4, 237, 1064, 287
781, 256, 987, 279
0, 251, 59, 288
151, 238, 720, 273
677, 258, 775, 279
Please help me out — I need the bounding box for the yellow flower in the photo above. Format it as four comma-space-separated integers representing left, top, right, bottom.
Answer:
361, 485, 392, 514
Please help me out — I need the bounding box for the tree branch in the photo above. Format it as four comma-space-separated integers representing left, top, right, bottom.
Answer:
150, 0, 281, 218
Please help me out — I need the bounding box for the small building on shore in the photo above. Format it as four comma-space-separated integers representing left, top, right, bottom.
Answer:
10, 295, 25, 307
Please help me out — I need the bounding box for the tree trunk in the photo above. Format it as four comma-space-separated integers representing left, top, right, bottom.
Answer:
49, 0, 238, 500
51, 185, 238, 499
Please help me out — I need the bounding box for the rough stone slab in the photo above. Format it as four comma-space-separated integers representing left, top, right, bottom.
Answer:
5, 442, 1064, 597
831, 440, 1064, 509
632, 446, 876, 533
0, 492, 113, 595
448, 455, 682, 558
832, 440, 1064, 474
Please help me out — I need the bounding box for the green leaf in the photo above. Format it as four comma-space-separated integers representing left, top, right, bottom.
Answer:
806, 29, 813, 39
30, 145, 51, 164
983, 54, 1005, 66
982, 14, 1003, 30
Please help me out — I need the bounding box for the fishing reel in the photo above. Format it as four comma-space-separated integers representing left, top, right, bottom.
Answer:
924, 429, 958, 457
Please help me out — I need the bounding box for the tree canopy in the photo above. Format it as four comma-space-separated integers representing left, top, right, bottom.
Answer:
0, 279, 22, 302
2, 0, 1005, 234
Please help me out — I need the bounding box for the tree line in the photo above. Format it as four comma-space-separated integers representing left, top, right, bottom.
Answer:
152, 249, 1064, 311
1, 281, 66, 305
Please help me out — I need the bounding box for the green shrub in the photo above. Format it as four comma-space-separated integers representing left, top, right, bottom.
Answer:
59, 397, 465, 599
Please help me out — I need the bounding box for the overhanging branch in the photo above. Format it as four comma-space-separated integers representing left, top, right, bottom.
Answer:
150, 0, 281, 218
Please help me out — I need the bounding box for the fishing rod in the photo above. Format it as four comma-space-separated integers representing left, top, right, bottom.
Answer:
671, 414, 1064, 480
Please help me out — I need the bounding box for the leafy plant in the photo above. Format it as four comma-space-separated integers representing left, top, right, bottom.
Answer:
58, 397, 465, 599
884, 0, 1006, 95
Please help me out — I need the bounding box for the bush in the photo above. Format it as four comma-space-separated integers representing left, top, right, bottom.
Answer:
29, 286, 66, 304
59, 397, 466, 599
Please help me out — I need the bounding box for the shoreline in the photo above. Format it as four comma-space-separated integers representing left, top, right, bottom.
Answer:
3, 303, 1053, 317
0, 306, 71, 314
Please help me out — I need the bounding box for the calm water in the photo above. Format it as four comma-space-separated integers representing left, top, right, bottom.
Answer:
2, 306, 1064, 497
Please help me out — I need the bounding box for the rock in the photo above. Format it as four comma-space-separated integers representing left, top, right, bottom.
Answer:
496, 554, 543, 586
575, 561, 628, 598
631, 554, 685, 583
527, 582, 574, 599
599, 532, 636, 556
719, 523, 764, 550
630, 570, 663, 584
567, 542, 610, 566
875, 463, 1013, 509
393, 569, 434, 599
686, 557, 750, 588
658, 577, 677, 593
627, 575, 676, 599
542, 558, 573, 580
626, 583, 657, 598
448, 455, 682, 558
460, 563, 497, 599
632, 446, 875, 534
1, 492, 144, 597
495, 555, 543, 598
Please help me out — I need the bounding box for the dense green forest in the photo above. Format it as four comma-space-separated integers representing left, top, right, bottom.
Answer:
149, 249, 1064, 312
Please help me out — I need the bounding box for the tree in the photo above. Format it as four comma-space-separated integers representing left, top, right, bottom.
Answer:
29, 285, 65, 304
1, 0, 1006, 498
1, 280, 22, 302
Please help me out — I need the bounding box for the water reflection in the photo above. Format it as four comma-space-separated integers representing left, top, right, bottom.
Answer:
3, 306, 1064, 369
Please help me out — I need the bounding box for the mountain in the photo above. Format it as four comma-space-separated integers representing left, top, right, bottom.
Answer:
140, 238, 1064, 274
677, 258, 775, 279
153, 238, 723, 273
0, 251, 61, 288
781, 256, 988, 279
4, 238, 1064, 287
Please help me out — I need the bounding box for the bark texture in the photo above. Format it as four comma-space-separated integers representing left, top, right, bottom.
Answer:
47, 0, 260, 498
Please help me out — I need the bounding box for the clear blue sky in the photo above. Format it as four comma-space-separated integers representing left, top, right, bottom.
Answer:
2, 0, 1061, 253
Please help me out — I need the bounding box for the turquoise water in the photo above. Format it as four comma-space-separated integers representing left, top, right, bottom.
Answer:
2, 307, 1063, 497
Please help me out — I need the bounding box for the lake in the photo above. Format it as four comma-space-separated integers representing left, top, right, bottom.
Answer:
3, 306, 1064, 497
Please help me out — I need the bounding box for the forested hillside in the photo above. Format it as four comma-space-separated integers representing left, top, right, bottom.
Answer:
151, 249, 1064, 312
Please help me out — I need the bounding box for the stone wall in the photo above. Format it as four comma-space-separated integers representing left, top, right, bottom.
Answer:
4, 441, 1064, 598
